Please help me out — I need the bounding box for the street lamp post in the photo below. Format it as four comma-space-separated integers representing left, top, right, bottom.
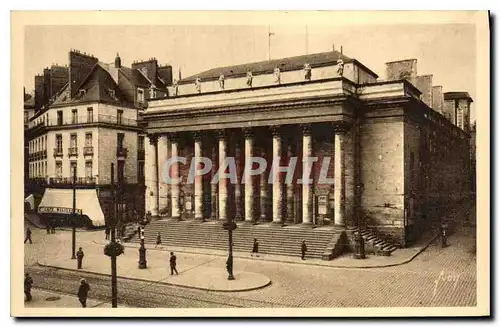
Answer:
104, 163, 123, 308
71, 167, 76, 259
223, 219, 237, 280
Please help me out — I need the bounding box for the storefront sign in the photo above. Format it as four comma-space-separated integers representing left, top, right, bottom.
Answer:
38, 206, 82, 215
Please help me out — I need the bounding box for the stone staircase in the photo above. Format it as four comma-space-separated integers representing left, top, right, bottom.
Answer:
350, 228, 398, 256
128, 219, 346, 260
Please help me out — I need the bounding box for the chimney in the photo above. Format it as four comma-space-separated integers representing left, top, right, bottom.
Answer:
332, 44, 335, 52
340, 46, 343, 54
385, 59, 417, 81
158, 65, 173, 86
432, 85, 444, 114
114, 52, 122, 68
413, 75, 433, 108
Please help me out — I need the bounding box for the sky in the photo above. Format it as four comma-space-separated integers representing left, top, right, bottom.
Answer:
24, 24, 476, 120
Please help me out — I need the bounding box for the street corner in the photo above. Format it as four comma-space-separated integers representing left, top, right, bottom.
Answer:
161, 267, 271, 292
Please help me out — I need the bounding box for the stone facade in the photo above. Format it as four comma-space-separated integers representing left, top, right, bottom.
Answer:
141, 50, 471, 248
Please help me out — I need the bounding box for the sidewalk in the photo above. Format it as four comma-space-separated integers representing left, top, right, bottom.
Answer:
38, 247, 271, 292
24, 288, 121, 308
93, 229, 438, 269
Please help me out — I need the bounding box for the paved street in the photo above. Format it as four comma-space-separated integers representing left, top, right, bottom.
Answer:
22, 206, 477, 308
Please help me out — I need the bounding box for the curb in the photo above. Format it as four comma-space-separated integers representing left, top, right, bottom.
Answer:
93, 233, 438, 269
36, 262, 272, 293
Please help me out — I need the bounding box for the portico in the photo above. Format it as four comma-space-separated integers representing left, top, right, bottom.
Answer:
142, 77, 358, 227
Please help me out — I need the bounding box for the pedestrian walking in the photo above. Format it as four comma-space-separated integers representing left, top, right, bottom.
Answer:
301, 240, 307, 260
77, 278, 90, 308
105, 226, 110, 240
24, 228, 32, 244
46, 223, 50, 234
24, 273, 33, 302
251, 238, 259, 257
51, 220, 56, 234
76, 247, 84, 269
155, 232, 162, 248
169, 252, 179, 275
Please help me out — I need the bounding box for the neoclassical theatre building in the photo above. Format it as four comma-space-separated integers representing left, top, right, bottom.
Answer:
141, 50, 472, 250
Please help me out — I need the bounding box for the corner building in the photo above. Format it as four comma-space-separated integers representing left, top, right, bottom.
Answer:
25, 50, 172, 228
141, 50, 471, 250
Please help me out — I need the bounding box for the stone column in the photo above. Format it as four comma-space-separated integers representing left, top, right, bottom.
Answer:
157, 134, 170, 216
234, 139, 244, 221
286, 142, 295, 224
193, 132, 204, 221
244, 128, 255, 223
271, 126, 283, 224
333, 124, 347, 227
145, 134, 159, 217
217, 130, 228, 221
301, 124, 313, 225
170, 133, 181, 220
260, 144, 268, 222
210, 138, 218, 219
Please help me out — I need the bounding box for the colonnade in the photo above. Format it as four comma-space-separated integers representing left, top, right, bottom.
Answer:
145, 123, 350, 226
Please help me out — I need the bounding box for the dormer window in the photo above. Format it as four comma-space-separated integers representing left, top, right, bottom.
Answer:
137, 88, 145, 103
108, 89, 116, 99
78, 89, 86, 97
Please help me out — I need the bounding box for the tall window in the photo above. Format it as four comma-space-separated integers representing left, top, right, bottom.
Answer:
57, 111, 63, 125
117, 110, 123, 125
56, 162, 62, 178
70, 162, 77, 179
117, 161, 125, 184
70, 134, 77, 148
137, 88, 144, 103
117, 133, 125, 149
138, 162, 144, 179
85, 161, 93, 178
56, 134, 63, 151
87, 107, 93, 123
138, 135, 145, 151
72, 109, 78, 124
24, 111, 28, 124
85, 133, 92, 147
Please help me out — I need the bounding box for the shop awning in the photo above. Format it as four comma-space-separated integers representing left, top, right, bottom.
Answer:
38, 188, 105, 227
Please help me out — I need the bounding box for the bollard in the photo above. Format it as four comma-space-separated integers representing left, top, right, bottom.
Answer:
353, 232, 366, 259
138, 239, 147, 269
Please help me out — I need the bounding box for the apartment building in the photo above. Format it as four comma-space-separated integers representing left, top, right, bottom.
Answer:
25, 50, 171, 228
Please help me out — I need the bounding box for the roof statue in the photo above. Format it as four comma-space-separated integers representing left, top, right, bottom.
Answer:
219, 74, 225, 90
337, 59, 344, 77
303, 63, 312, 81
246, 71, 253, 87
172, 79, 179, 96
195, 77, 202, 93
274, 67, 281, 84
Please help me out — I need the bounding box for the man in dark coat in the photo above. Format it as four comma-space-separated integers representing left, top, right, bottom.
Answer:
76, 247, 84, 269
170, 252, 179, 275
301, 240, 307, 260
24, 228, 32, 244
46, 222, 50, 234
251, 238, 259, 257
24, 273, 33, 301
51, 220, 56, 234
77, 278, 90, 308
